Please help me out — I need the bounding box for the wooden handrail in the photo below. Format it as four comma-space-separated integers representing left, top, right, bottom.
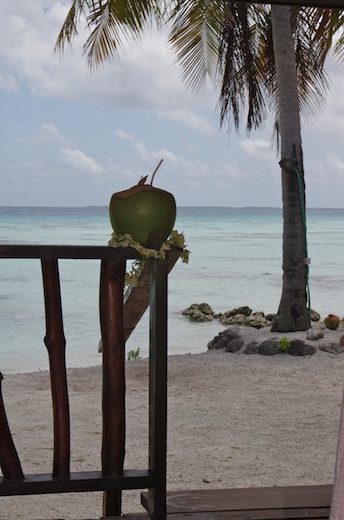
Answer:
0, 245, 171, 520
0, 244, 141, 260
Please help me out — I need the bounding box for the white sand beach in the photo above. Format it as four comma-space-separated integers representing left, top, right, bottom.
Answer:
1, 325, 344, 519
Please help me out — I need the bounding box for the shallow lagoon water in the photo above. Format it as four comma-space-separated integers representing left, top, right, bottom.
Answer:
0, 206, 343, 373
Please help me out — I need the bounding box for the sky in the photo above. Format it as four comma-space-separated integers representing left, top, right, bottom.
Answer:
1, 1, 344, 208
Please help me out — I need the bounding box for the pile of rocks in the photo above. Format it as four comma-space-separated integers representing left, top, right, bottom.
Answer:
182, 303, 321, 328
182, 303, 344, 356
216, 308, 272, 328
182, 303, 274, 327
182, 303, 215, 322
207, 328, 323, 356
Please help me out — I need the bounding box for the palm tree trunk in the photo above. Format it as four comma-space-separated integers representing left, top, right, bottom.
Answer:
270, 4, 309, 332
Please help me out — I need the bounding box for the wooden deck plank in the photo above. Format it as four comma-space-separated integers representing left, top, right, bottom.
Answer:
44, 512, 330, 520
108, 508, 330, 520
168, 485, 332, 513
0, 469, 153, 496
142, 485, 332, 516
164, 508, 330, 519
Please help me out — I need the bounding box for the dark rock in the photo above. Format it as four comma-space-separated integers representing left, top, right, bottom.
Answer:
310, 309, 321, 322
244, 314, 270, 329
287, 340, 317, 356
319, 344, 344, 355
265, 313, 275, 322
207, 336, 227, 350
208, 328, 240, 351
222, 328, 241, 341
218, 306, 252, 324
258, 339, 279, 356
228, 306, 252, 317
225, 337, 244, 353
198, 303, 215, 315
183, 303, 214, 322
190, 310, 213, 322
220, 313, 246, 326
244, 341, 259, 354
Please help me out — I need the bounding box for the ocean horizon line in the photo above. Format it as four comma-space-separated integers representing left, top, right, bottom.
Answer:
1, 205, 344, 211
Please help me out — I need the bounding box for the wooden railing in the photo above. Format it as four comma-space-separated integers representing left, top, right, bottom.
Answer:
0, 245, 172, 519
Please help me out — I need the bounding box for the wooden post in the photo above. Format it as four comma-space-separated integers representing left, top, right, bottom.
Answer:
100, 259, 126, 517
41, 259, 70, 479
123, 248, 182, 341
0, 373, 24, 481
147, 258, 168, 520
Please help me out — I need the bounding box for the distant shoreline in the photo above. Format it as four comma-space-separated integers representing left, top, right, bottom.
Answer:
1, 204, 344, 210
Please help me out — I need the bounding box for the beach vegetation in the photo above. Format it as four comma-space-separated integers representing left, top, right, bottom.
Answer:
278, 336, 290, 352
127, 348, 142, 361
55, 1, 344, 334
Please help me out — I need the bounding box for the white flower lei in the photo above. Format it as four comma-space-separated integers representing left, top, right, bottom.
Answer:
108, 230, 190, 287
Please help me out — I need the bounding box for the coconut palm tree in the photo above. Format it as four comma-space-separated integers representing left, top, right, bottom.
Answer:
168, 2, 344, 332
55, 0, 344, 332
269, 4, 311, 331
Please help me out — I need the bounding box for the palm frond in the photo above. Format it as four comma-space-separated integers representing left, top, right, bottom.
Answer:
54, 0, 90, 56
328, 9, 344, 61
168, 0, 224, 93
55, 0, 165, 68
55, 0, 344, 139
218, 2, 268, 133
309, 8, 344, 64
292, 8, 332, 124
334, 31, 344, 59
86, 0, 166, 68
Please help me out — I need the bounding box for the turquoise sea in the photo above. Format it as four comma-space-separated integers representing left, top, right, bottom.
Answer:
1, 206, 344, 374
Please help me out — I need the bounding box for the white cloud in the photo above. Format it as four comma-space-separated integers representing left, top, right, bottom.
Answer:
158, 109, 216, 138
180, 140, 199, 153
60, 148, 103, 175
31, 123, 65, 144
133, 141, 149, 161
0, 1, 218, 118
239, 139, 275, 161
113, 128, 251, 195
303, 152, 344, 207
0, 73, 18, 92
152, 149, 178, 164
42, 123, 64, 140
115, 129, 135, 143
304, 61, 344, 143
309, 153, 344, 183
116, 129, 178, 164
114, 131, 151, 161
2, 1, 344, 208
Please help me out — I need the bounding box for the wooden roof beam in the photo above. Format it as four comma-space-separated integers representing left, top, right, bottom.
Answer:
240, 0, 344, 8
